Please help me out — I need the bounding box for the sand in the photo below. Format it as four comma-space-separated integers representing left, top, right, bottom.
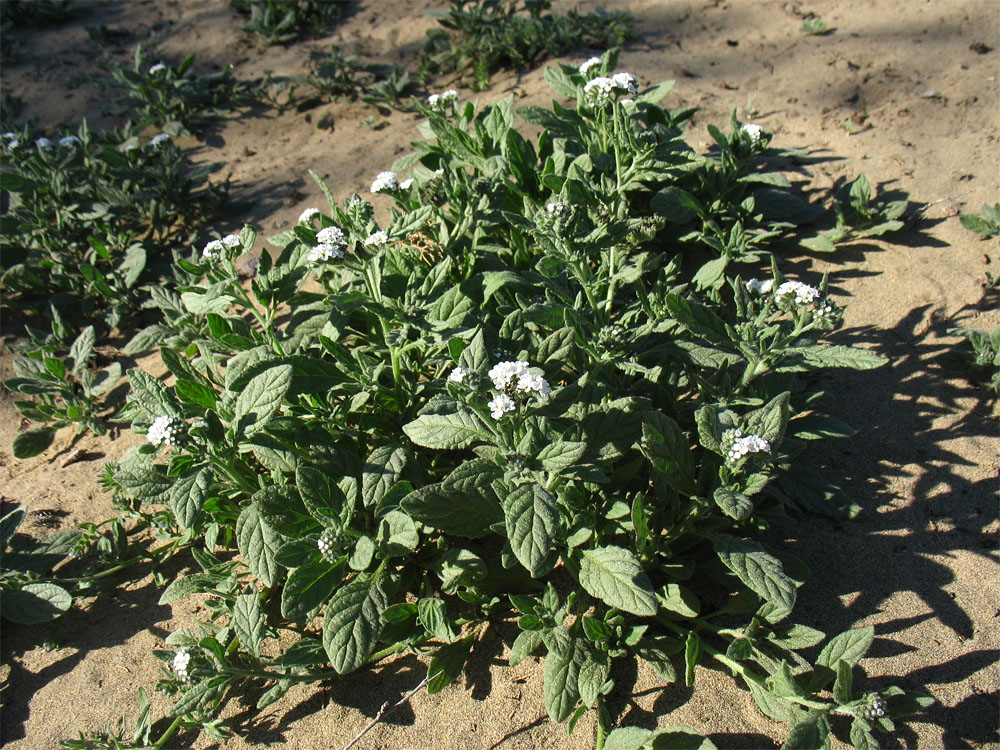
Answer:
1, 1, 997, 748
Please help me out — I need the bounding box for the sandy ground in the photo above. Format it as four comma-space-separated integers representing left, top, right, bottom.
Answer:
1, 1, 998, 748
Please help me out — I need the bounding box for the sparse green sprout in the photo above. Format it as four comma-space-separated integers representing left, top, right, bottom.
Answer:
801, 15, 829, 35
960, 202, 1000, 236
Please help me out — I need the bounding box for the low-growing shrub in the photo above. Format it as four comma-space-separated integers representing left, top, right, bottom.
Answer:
231, 0, 342, 47
58, 52, 928, 749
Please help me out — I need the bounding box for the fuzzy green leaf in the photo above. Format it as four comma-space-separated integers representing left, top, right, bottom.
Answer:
236, 504, 282, 588
2, 583, 72, 624
232, 364, 292, 437
168, 467, 212, 529
505, 483, 560, 577
579, 546, 657, 616
322, 574, 387, 674
712, 535, 796, 617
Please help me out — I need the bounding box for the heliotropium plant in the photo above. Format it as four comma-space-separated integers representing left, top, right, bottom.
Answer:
62, 50, 928, 750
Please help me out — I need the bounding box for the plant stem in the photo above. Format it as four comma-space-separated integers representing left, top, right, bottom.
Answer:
151, 716, 184, 750
595, 697, 611, 750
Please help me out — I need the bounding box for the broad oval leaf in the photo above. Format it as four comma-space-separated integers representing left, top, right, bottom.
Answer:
579, 546, 657, 616
322, 574, 387, 674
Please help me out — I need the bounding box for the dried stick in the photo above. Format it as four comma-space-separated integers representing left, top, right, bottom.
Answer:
340, 675, 430, 750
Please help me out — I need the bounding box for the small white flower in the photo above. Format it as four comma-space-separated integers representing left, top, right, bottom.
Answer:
371, 171, 398, 193
35, 137, 53, 150
741, 123, 765, 142
427, 93, 442, 108
58, 135, 81, 149
611, 72, 638, 96
579, 57, 602, 77
147, 415, 185, 447
546, 201, 569, 216
1, 132, 16, 140
307, 243, 344, 264
488, 393, 517, 420
172, 649, 191, 680
317, 528, 338, 560
516, 372, 550, 399
363, 230, 389, 248
298, 207, 320, 224
441, 89, 460, 103
447, 366, 466, 383
148, 63, 168, 75
724, 429, 772, 465
428, 89, 460, 109
6, 139, 19, 150
775, 280, 820, 307
222, 234, 242, 249
584, 77, 616, 107
149, 133, 171, 147
745, 278, 774, 295
434, 168, 444, 175
488, 360, 530, 392
202, 239, 224, 259
399, 178, 413, 190
316, 225, 346, 246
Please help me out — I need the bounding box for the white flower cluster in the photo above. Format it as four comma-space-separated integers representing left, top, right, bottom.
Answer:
147, 415, 185, 447
58, 135, 81, 149
813, 299, 836, 320
427, 89, 460, 109
149, 133, 172, 147
741, 123, 766, 143
172, 650, 191, 681
860, 694, 887, 720
447, 365, 466, 383
307, 243, 344, 263
35, 137, 53, 150
722, 428, 771, 465
584, 71, 638, 106
579, 57, 602, 77
371, 171, 399, 193
202, 239, 224, 259
2, 132, 19, 149
298, 207, 320, 224
223, 233, 241, 249
775, 280, 820, 307
486, 360, 550, 420
745, 278, 773, 295
316, 225, 345, 246
546, 201, 570, 216
148, 63, 168, 75
363, 230, 389, 248
317, 528, 339, 562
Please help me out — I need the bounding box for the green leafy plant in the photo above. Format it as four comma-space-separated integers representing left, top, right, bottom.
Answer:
420, 0, 633, 90
800, 16, 829, 35
959, 202, 1000, 236
56, 53, 930, 749
101, 46, 258, 134
4, 318, 122, 455
306, 45, 412, 113
802, 174, 907, 253
935, 325, 1000, 394
231, 0, 342, 46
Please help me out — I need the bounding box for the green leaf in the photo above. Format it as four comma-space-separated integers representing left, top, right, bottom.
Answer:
168, 467, 212, 529
659, 583, 700, 618
746, 678, 805, 725
781, 713, 829, 750
297, 465, 347, 525
12, 428, 55, 459
437, 548, 486, 594
233, 592, 265, 658
543, 627, 581, 723
603, 727, 652, 750
400, 482, 502, 537
68, 326, 95, 375
2, 583, 72, 624
232, 365, 292, 437
505, 483, 560, 577
651, 186, 700, 223
576, 648, 610, 708
0, 506, 25, 550
362, 443, 407, 508
536, 441, 587, 472
833, 660, 853, 704
743, 391, 791, 445
713, 488, 753, 520
647, 728, 719, 750
817, 626, 874, 670
684, 631, 701, 686
692, 256, 729, 291
376, 510, 419, 557
426, 636, 474, 694
127, 368, 181, 420
322, 574, 387, 674
402, 408, 491, 450
640, 411, 695, 493
509, 629, 543, 667
635, 635, 682, 682
282, 559, 343, 620
236, 504, 282, 588
579, 546, 657, 616
778, 345, 887, 372
417, 597, 455, 643
170, 676, 228, 718
849, 718, 880, 750
712, 535, 796, 617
